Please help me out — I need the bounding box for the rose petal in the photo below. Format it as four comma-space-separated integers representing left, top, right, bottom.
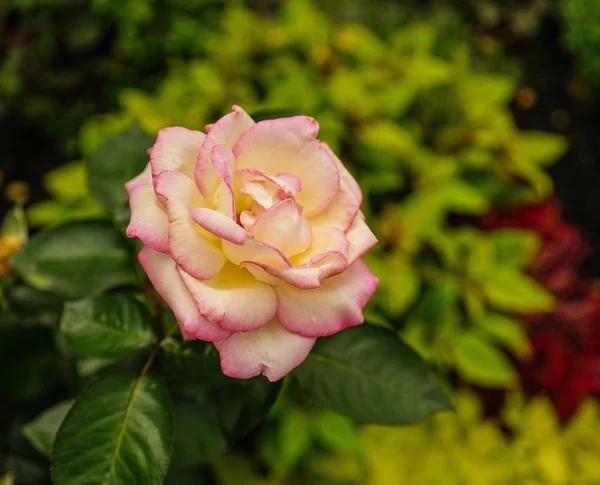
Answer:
346, 212, 378, 265
250, 199, 312, 258
275, 259, 378, 337
190, 207, 248, 245
292, 226, 350, 265
150, 127, 206, 185
239, 180, 275, 209
178, 264, 277, 332
309, 178, 361, 231
275, 172, 302, 192
239, 208, 261, 231
138, 247, 230, 341
211, 144, 236, 218
223, 238, 292, 270
155, 170, 226, 280
195, 105, 255, 200
308, 143, 362, 231
237, 168, 300, 204
126, 184, 169, 253
321, 141, 362, 202
242, 252, 347, 290
214, 318, 316, 381
233, 116, 340, 217
239, 226, 349, 289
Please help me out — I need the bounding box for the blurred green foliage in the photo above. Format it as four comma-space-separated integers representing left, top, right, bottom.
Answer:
0, 0, 227, 152
211, 392, 600, 485
354, 393, 600, 485
561, 0, 600, 97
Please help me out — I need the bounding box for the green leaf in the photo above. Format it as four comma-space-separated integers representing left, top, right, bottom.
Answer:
60, 294, 156, 358
250, 110, 301, 122
6, 284, 63, 312
370, 252, 420, 315
311, 410, 362, 454
482, 268, 555, 313
26, 198, 106, 229
171, 399, 226, 467
441, 181, 489, 215
406, 54, 451, 88
216, 376, 282, 441
1, 205, 28, 243
358, 120, 415, 157
11, 221, 135, 299
295, 325, 451, 424
476, 313, 530, 356
459, 73, 516, 106
271, 409, 312, 476
26, 200, 67, 228
213, 454, 267, 485
409, 279, 460, 329
22, 400, 74, 455
88, 124, 154, 212
455, 332, 517, 387
489, 229, 540, 268
44, 162, 89, 202
51, 372, 173, 485
519, 131, 568, 166
159, 338, 231, 389
164, 468, 208, 485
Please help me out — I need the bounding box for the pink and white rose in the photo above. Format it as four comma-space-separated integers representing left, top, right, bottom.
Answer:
126, 106, 378, 381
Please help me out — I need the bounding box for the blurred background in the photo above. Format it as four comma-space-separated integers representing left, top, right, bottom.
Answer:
2, 0, 600, 483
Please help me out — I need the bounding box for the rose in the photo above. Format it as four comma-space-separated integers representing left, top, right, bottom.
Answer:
126, 106, 378, 381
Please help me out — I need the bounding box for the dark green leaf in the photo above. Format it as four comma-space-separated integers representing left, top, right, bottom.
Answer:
249, 110, 301, 122
159, 338, 230, 389
295, 325, 451, 424
164, 467, 207, 485
216, 376, 282, 442
5, 285, 63, 312
60, 294, 155, 358
51, 372, 173, 485
22, 401, 74, 455
171, 399, 226, 467
88, 125, 154, 212
11, 221, 136, 299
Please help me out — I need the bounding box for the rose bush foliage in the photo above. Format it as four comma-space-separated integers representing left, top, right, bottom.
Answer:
126, 106, 378, 381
